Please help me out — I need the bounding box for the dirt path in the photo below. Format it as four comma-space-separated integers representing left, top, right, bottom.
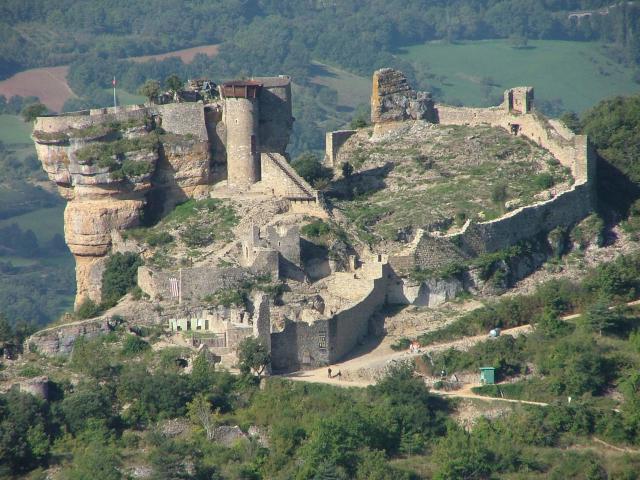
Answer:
282, 297, 640, 404
283, 323, 532, 388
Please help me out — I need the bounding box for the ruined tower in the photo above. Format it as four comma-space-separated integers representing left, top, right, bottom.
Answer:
221, 80, 262, 190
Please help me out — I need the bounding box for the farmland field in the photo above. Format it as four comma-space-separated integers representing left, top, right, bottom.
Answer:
130, 43, 219, 63
0, 206, 66, 243
310, 61, 370, 111
0, 66, 75, 112
0, 115, 33, 144
400, 39, 640, 113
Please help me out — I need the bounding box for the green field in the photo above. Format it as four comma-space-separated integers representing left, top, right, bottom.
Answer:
112, 89, 146, 106
401, 39, 640, 113
0, 114, 33, 144
310, 61, 370, 110
0, 205, 65, 243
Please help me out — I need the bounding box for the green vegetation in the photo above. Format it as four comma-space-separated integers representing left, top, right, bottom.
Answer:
0, 114, 32, 144
74, 134, 158, 179
202, 275, 284, 308
335, 125, 570, 246
101, 252, 144, 308
237, 337, 270, 376
419, 251, 640, 346
402, 40, 640, 114
291, 151, 332, 186
20, 102, 47, 122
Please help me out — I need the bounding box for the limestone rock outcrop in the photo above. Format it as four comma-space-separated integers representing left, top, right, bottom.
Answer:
371, 68, 437, 124
32, 107, 211, 307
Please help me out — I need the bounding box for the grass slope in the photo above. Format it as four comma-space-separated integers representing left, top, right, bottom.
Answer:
401, 39, 640, 113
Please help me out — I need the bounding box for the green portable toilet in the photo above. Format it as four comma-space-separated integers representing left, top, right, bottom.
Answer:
480, 367, 495, 385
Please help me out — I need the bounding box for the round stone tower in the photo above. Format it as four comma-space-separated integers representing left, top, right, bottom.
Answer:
221, 81, 263, 190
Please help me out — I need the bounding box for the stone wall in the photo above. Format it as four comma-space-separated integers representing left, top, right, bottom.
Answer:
386, 276, 463, 307
330, 268, 387, 361
371, 68, 437, 124
402, 183, 593, 271
152, 103, 207, 140
435, 105, 593, 183
325, 130, 356, 167
255, 77, 293, 154
261, 152, 317, 200
34, 105, 147, 133
26, 318, 111, 355
270, 318, 331, 371
138, 265, 251, 302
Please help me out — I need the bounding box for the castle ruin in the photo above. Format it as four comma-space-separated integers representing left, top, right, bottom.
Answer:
29, 68, 597, 372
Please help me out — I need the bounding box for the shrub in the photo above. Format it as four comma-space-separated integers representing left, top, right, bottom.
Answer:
76, 299, 102, 320
390, 338, 411, 351
533, 172, 556, 189
491, 183, 508, 204
121, 335, 151, 356
301, 220, 331, 238
19, 365, 44, 378
101, 252, 144, 308
292, 152, 332, 184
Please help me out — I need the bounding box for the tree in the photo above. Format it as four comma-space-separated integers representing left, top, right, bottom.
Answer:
165, 74, 183, 93
64, 442, 122, 480
0, 314, 12, 342
559, 111, 581, 134
187, 393, 219, 440
20, 103, 47, 122
341, 161, 354, 179
292, 152, 332, 184
139, 80, 161, 104
237, 337, 270, 376
580, 301, 618, 336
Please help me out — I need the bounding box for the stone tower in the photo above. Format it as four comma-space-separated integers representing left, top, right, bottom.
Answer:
221, 81, 262, 190
504, 87, 534, 114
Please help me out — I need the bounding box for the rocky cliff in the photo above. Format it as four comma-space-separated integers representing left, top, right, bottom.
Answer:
32, 107, 210, 307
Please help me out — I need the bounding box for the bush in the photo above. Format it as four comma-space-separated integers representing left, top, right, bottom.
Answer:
390, 338, 411, 351
101, 252, 144, 308
301, 220, 331, 238
291, 152, 332, 184
76, 299, 102, 320
121, 335, 150, 356
533, 172, 556, 189
491, 183, 508, 204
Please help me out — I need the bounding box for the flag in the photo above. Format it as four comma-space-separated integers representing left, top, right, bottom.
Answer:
169, 277, 180, 298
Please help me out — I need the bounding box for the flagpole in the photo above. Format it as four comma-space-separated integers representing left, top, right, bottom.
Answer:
113, 77, 117, 111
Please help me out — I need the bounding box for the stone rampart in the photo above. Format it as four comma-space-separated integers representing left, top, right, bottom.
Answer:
405, 182, 593, 270
435, 105, 593, 183
34, 106, 148, 133
329, 268, 387, 362
271, 318, 331, 371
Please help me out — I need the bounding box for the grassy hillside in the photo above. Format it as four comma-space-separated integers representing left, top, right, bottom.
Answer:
401, 39, 640, 113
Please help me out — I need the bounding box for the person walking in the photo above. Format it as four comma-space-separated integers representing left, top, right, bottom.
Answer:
328, 367, 332, 378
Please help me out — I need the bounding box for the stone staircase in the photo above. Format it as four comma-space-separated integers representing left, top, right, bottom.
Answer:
264, 152, 317, 200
